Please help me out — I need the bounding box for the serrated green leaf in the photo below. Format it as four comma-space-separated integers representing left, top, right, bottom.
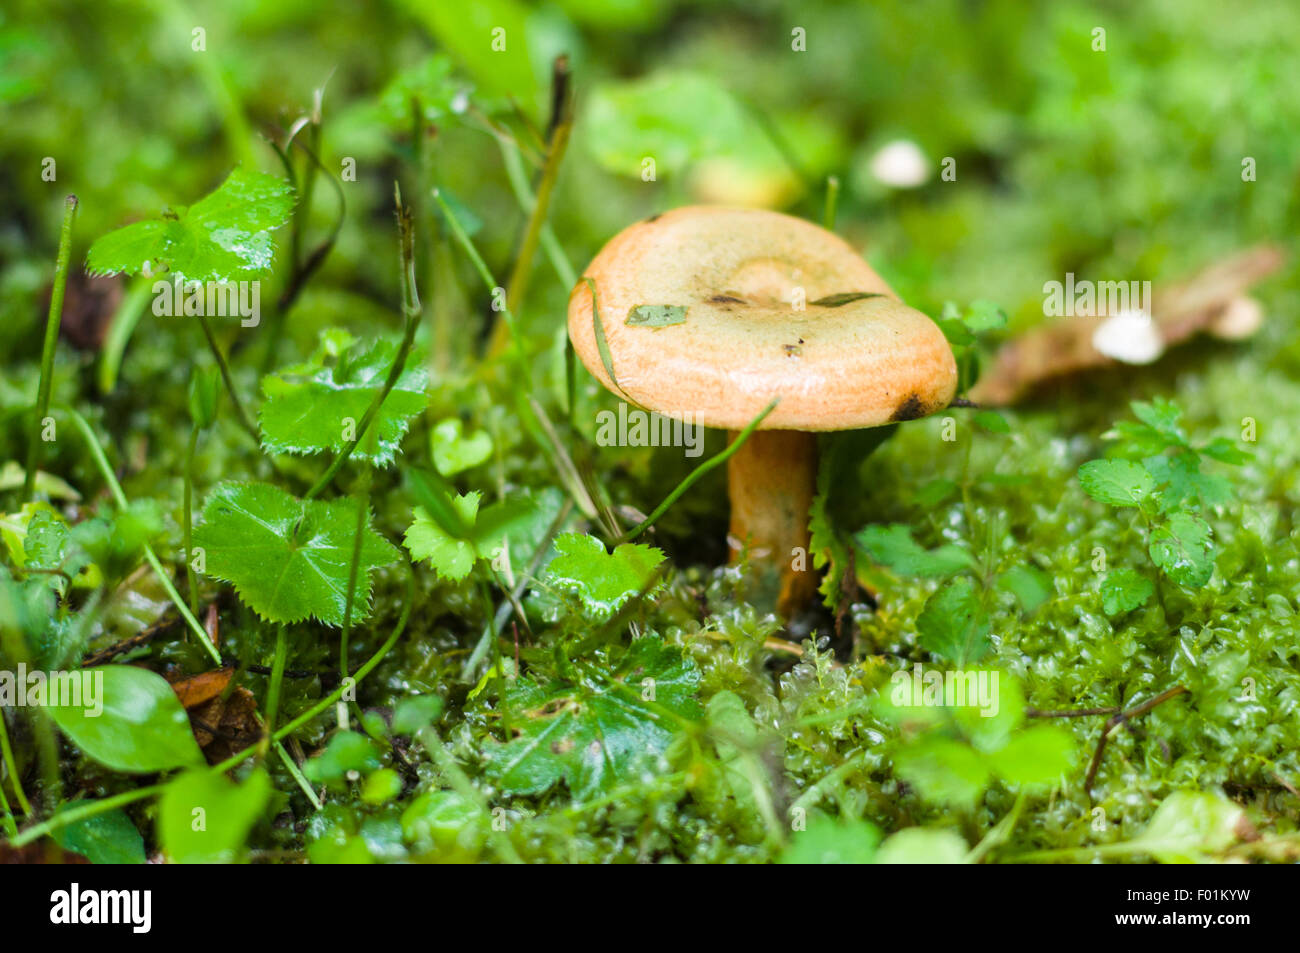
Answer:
431, 418, 494, 476
1078, 458, 1154, 507
193, 481, 400, 626
49, 665, 203, 774
1150, 511, 1214, 588
1130, 397, 1188, 447
1145, 452, 1232, 512
481, 638, 701, 799
916, 577, 991, 664
546, 532, 666, 621
857, 524, 976, 579
86, 167, 294, 283
404, 492, 481, 582
1101, 566, 1154, 615
625, 304, 687, 327
259, 336, 429, 466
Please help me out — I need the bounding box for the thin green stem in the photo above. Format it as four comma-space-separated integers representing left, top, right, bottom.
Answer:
61, 406, 222, 664
340, 466, 372, 683
823, 175, 841, 230
305, 187, 420, 500
618, 398, 780, 544
9, 567, 414, 848
260, 626, 289, 756
183, 425, 200, 616
197, 312, 258, 441
24, 195, 77, 502
0, 712, 32, 818
490, 56, 574, 357
432, 187, 527, 369
274, 740, 322, 810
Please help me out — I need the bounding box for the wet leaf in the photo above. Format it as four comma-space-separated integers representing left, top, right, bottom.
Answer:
193, 481, 400, 626
49, 665, 204, 774
87, 167, 294, 283
482, 638, 701, 800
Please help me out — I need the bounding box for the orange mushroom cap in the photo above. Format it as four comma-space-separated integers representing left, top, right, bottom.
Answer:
568, 206, 957, 431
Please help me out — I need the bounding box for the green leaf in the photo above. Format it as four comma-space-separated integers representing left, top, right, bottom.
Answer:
1100, 567, 1153, 615
194, 481, 400, 626
546, 533, 667, 621
482, 638, 701, 800
1130, 397, 1188, 447
51, 809, 146, 864
857, 524, 976, 579
404, 493, 481, 582
391, 695, 444, 734
973, 410, 1010, 434
916, 577, 991, 664
1078, 458, 1154, 507
49, 665, 203, 774
401, 790, 487, 859
431, 418, 494, 476
159, 767, 271, 863
303, 731, 384, 785
874, 828, 969, 864
996, 564, 1053, 613
961, 299, 1007, 332
987, 724, 1074, 788
86, 167, 294, 283
259, 337, 430, 466
1149, 512, 1214, 588
779, 815, 881, 864
585, 72, 782, 179
893, 736, 991, 810
400, 0, 539, 102
1130, 790, 1247, 863
1145, 452, 1232, 512
625, 304, 687, 327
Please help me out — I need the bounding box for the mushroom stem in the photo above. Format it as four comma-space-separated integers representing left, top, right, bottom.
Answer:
727, 429, 820, 616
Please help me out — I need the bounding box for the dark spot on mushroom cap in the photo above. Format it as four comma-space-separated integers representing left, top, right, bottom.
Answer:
644, 213, 662, 223
710, 294, 745, 304
890, 392, 928, 421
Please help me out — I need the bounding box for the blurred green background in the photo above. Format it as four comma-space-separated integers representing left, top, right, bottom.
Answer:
2, 0, 1295, 355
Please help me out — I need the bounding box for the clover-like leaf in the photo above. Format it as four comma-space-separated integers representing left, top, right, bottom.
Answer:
546, 532, 666, 621
87, 167, 294, 283
481, 638, 702, 800
260, 337, 429, 466
1078, 458, 1154, 507
431, 418, 494, 476
403, 492, 481, 582
193, 481, 400, 626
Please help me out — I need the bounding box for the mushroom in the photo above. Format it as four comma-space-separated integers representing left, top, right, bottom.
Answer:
568, 206, 957, 615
